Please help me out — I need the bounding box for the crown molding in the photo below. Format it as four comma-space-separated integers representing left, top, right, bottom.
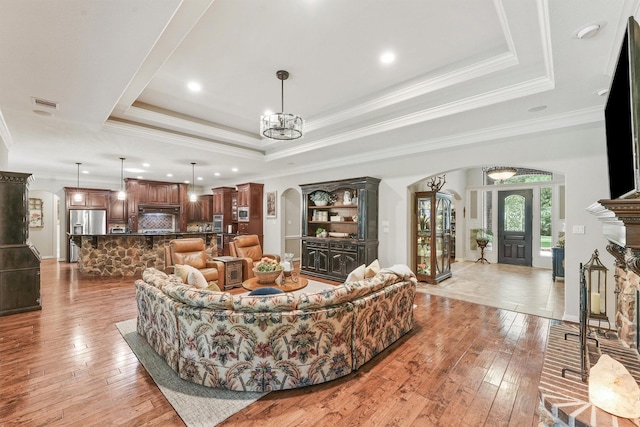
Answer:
103, 119, 264, 160
266, 75, 555, 161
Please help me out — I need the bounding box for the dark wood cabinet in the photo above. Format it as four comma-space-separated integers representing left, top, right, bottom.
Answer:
302, 239, 329, 274
108, 191, 127, 224
65, 187, 110, 209
235, 183, 263, 236
212, 187, 236, 230
1, 172, 41, 316
186, 195, 212, 222
300, 177, 379, 281
136, 181, 181, 205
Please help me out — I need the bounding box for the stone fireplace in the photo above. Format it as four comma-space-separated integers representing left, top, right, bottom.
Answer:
589, 199, 640, 350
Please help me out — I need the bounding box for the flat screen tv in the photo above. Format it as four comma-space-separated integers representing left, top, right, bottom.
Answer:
605, 16, 640, 199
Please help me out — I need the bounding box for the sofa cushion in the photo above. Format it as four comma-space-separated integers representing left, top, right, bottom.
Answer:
142, 267, 182, 290
174, 264, 195, 282
207, 281, 221, 292
162, 281, 233, 310
297, 284, 353, 310
187, 269, 208, 289
345, 264, 366, 283
365, 259, 381, 278
232, 292, 297, 312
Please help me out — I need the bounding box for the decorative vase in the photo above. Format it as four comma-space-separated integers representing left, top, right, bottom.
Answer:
252, 268, 283, 284
314, 200, 328, 206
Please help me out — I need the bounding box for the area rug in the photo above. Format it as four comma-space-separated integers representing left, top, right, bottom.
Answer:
116, 318, 267, 427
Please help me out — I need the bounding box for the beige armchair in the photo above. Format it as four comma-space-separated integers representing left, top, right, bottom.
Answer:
229, 234, 280, 279
165, 238, 225, 288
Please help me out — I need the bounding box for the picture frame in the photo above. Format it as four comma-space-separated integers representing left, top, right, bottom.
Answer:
266, 191, 277, 218
29, 197, 43, 228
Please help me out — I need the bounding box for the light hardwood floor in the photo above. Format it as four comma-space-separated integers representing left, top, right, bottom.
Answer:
0, 260, 549, 426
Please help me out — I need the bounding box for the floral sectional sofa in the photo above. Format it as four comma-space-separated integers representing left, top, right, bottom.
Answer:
134, 265, 417, 392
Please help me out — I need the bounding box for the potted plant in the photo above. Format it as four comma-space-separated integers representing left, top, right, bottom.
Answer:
310, 191, 330, 206
471, 228, 493, 245
315, 227, 327, 237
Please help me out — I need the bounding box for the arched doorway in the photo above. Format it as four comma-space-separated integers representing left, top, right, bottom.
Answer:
281, 188, 301, 261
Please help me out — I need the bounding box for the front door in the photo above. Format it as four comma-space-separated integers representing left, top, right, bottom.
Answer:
498, 190, 533, 266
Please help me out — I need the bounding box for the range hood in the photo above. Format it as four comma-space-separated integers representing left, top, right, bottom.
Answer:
138, 205, 180, 214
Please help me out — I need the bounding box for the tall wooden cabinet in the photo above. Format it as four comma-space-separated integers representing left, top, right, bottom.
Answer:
414, 191, 452, 284
236, 182, 263, 236
0, 172, 41, 316
301, 177, 380, 281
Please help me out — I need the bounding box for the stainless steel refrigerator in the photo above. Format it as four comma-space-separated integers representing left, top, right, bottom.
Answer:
69, 210, 106, 262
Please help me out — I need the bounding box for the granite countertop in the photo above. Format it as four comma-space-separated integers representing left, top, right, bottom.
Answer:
69, 231, 218, 237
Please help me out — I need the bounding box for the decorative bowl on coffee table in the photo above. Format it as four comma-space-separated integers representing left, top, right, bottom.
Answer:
252, 268, 283, 284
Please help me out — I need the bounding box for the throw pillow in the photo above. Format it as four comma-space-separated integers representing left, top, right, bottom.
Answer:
187, 269, 208, 289
365, 259, 381, 278
207, 281, 221, 292
248, 287, 284, 296
174, 264, 195, 283
345, 264, 366, 283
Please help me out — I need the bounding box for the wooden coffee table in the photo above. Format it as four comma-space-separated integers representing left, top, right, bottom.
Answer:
242, 276, 308, 293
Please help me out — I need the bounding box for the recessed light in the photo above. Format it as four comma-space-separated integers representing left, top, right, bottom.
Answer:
577, 24, 601, 39
263, 110, 273, 116
187, 81, 202, 92
142, 163, 150, 167
82, 170, 89, 174
214, 172, 221, 176
528, 105, 547, 113
184, 180, 190, 184
197, 177, 203, 181
380, 51, 395, 64
167, 173, 173, 177
137, 176, 143, 179
231, 167, 238, 172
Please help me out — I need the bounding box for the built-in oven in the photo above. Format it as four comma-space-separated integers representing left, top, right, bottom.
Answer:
238, 206, 249, 222
213, 215, 223, 232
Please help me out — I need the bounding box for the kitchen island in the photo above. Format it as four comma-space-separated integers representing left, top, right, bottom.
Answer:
70, 232, 217, 276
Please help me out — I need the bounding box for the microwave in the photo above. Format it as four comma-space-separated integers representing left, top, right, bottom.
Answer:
238, 206, 249, 222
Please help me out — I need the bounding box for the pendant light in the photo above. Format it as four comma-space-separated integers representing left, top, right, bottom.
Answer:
189, 162, 197, 202
260, 70, 304, 140
73, 162, 83, 202
117, 157, 126, 201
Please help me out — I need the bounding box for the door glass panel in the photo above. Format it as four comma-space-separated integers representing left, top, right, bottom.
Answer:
540, 187, 552, 255
504, 194, 525, 232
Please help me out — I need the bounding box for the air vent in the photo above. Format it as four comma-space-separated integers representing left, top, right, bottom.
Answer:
31, 97, 58, 109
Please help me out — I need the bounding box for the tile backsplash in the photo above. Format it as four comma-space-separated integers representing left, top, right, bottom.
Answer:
138, 214, 175, 230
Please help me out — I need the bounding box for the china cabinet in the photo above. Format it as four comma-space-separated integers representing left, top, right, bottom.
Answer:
414, 191, 452, 284
300, 176, 379, 281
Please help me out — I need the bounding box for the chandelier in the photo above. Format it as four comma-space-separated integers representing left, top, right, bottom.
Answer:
260, 70, 303, 140
486, 166, 517, 181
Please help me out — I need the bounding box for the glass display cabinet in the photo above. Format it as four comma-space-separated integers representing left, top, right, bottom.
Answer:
414, 191, 452, 284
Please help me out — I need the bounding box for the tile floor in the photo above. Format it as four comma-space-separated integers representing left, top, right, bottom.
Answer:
416, 260, 565, 319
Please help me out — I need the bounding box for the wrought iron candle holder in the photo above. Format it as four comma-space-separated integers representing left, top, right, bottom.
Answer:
584, 249, 610, 335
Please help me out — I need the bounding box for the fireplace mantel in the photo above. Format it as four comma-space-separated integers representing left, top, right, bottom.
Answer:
588, 199, 640, 249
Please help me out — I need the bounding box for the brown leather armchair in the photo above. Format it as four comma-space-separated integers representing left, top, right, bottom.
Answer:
229, 234, 280, 279
165, 238, 225, 287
